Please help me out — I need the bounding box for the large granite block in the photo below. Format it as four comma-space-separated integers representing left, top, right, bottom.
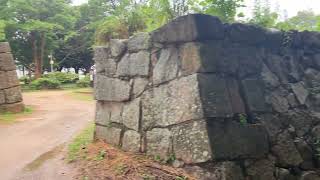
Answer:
207, 121, 269, 160
95, 101, 123, 126
4, 86, 22, 104
198, 74, 245, 118
152, 14, 224, 43
94, 75, 131, 102
142, 74, 203, 129
172, 120, 212, 164
117, 51, 150, 77
0, 53, 16, 71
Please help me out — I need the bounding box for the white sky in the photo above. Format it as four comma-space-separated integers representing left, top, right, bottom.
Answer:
72, 0, 320, 18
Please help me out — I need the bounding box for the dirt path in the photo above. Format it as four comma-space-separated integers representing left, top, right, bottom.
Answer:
0, 90, 95, 180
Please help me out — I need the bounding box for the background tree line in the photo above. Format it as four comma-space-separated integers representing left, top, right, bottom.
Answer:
0, 0, 319, 79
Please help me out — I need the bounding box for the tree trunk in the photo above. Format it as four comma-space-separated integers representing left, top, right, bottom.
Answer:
31, 32, 41, 79
38, 32, 46, 78
74, 67, 79, 74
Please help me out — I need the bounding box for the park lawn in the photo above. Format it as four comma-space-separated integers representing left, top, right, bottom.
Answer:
68, 88, 94, 102
0, 106, 33, 124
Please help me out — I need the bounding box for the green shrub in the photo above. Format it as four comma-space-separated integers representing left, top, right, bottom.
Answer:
19, 76, 33, 84
43, 72, 78, 84
76, 76, 91, 88
30, 78, 61, 90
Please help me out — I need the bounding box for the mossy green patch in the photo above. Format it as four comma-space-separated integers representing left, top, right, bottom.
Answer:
68, 122, 95, 162
0, 106, 33, 124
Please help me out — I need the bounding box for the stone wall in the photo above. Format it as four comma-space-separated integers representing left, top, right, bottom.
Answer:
94, 14, 320, 180
0, 42, 24, 113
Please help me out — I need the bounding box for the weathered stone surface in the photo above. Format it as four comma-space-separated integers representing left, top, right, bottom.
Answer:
95, 125, 121, 146
267, 88, 289, 113
142, 74, 203, 128
0, 102, 24, 113
185, 162, 244, 180
179, 42, 264, 76
94, 75, 131, 102
291, 82, 309, 105
300, 171, 320, 180
153, 47, 179, 85
229, 23, 266, 45
93, 46, 109, 62
152, 14, 224, 43
172, 120, 211, 164
93, 14, 320, 178
287, 111, 313, 137
198, 74, 245, 117
95, 58, 117, 76
295, 138, 315, 170
261, 64, 280, 89
128, 33, 151, 52
122, 130, 140, 152
122, 98, 140, 131
264, 54, 289, 83
275, 168, 297, 180
304, 68, 320, 88
207, 121, 269, 160
146, 128, 172, 159
271, 131, 303, 167
311, 125, 320, 139
179, 42, 202, 75
133, 78, 148, 97
246, 157, 276, 180
109, 39, 127, 57
0, 53, 16, 71
0, 90, 5, 104
259, 114, 284, 143
117, 51, 150, 77
95, 101, 123, 126
0, 42, 24, 113
241, 78, 271, 112
0, 71, 7, 89
4, 86, 22, 104
300, 31, 320, 48
0, 42, 11, 53
6, 70, 20, 88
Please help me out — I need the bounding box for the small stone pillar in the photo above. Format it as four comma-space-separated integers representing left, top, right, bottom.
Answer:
0, 42, 24, 113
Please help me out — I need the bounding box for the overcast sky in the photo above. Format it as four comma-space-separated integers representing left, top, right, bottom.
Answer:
72, 0, 320, 18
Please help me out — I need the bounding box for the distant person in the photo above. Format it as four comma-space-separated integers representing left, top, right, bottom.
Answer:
90, 65, 96, 87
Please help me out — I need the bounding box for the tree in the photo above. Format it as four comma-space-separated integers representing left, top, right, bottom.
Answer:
276, 10, 320, 31
53, 4, 94, 74
199, 0, 244, 22
249, 0, 278, 28
1, 0, 76, 78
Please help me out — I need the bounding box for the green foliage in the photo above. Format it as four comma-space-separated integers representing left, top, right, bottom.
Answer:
19, 76, 34, 84
68, 122, 95, 162
175, 176, 188, 180
199, 0, 244, 22
30, 78, 61, 90
276, 10, 320, 31
43, 72, 78, 84
249, 0, 278, 28
239, 114, 248, 125
0, 20, 6, 42
76, 76, 91, 88
94, 150, 107, 161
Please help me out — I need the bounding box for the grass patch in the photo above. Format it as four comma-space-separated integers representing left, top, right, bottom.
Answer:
68, 88, 94, 101
68, 122, 95, 162
0, 106, 33, 124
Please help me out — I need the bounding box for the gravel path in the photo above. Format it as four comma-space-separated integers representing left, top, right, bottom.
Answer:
0, 90, 95, 180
